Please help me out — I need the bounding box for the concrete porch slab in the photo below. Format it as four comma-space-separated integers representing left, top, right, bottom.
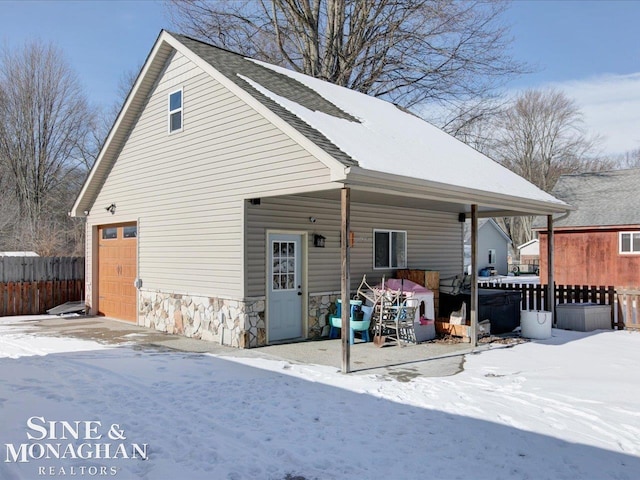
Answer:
3, 315, 483, 379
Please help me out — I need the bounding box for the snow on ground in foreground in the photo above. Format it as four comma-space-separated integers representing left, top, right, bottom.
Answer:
0, 319, 639, 480
0, 316, 112, 359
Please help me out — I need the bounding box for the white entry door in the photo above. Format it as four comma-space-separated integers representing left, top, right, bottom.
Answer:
268, 233, 303, 342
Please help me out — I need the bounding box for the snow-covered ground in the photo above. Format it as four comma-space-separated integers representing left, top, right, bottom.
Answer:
1, 316, 639, 480
479, 275, 540, 285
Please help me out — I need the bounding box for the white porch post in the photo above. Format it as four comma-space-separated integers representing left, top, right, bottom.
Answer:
341, 187, 351, 374
470, 205, 478, 348
547, 214, 555, 320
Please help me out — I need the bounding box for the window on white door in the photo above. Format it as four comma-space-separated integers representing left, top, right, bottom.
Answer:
272, 241, 296, 290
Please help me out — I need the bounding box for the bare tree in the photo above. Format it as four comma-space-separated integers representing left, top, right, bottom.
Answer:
487, 88, 613, 247
168, 0, 526, 116
0, 40, 93, 254
490, 89, 606, 192
616, 147, 640, 169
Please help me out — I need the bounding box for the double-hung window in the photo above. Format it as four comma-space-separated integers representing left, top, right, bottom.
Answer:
168, 89, 183, 133
374, 229, 407, 269
620, 232, 640, 254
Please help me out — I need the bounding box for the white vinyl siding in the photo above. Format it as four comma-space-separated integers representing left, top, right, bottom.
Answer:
87, 51, 335, 301
246, 195, 463, 296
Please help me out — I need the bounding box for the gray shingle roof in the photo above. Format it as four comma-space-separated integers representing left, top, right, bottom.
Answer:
543, 168, 640, 228
173, 33, 359, 168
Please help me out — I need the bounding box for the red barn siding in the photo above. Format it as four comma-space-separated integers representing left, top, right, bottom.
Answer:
539, 228, 640, 287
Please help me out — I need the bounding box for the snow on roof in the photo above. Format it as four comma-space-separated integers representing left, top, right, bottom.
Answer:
243, 60, 566, 206
518, 239, 540, 250
0, 251, 39, 257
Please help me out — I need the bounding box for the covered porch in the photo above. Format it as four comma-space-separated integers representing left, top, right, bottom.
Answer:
246, 173, 567, 373
336, 176, 565, 373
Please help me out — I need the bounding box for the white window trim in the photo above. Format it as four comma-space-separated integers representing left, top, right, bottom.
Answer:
373, 229, 407, 270
488, 248, 496, 265
168, 88, 183, 134
619, 231, 640, 254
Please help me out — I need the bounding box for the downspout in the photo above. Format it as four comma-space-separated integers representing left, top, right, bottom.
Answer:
341, 187, 351, 374
470, 205, 478, 348
547, 215, 555, 321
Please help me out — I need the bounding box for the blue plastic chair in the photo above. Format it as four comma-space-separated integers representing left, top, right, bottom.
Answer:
329, 299, 372, 344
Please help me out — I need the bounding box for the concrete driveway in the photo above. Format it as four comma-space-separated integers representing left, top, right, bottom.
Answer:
3, 315, 489, 380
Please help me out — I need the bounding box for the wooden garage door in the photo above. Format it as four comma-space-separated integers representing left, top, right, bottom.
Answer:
98, 223, 138, 322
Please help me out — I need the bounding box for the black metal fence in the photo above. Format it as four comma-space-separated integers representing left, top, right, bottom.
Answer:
478, 282, 619, 328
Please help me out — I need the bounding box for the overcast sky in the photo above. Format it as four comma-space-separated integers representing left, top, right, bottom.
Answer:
3, 0, 639, 156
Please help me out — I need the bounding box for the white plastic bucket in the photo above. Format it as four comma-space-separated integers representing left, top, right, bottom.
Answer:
521, 310, 552, 339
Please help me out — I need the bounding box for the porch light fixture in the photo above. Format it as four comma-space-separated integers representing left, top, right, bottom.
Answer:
105, 203, 116, 215
313, 234, 326, 248
309, 216, 316, 223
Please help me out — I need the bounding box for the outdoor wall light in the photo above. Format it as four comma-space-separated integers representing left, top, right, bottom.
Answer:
313, 234, 326, 248
105, 203, 116, 215
309, 216, 316, 223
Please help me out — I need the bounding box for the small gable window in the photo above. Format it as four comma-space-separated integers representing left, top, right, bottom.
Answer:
620, 232, 640, 254
168, 89, 183, 133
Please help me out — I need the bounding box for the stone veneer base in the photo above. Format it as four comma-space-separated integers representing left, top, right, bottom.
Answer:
138, 290, 341, 348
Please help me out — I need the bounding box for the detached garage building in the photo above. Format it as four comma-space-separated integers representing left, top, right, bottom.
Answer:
71, 31, 569, 348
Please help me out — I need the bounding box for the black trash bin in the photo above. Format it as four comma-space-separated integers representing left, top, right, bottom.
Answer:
439, 289, 522, 334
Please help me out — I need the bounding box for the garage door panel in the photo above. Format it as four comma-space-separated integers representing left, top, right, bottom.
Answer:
98, 223, 138, 322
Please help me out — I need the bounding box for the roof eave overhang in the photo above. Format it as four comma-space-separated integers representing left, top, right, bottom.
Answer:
343, 166, 573, 217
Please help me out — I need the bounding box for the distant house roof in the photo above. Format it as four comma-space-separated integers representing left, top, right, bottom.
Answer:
72, 31, 569, 218
463, 218, 511, 244
0, 251, 39, 257
518, 239, 539, 251
535, 168, 640, 229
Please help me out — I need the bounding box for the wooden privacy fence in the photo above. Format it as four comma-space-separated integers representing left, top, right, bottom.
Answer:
0, 280, 85, 316
0, 256, 85, 316
0, 256, 84, 282
616, 289, 640, 331
478, 282, 619, 328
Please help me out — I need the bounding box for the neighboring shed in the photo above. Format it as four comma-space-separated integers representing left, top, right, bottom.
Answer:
71, 31, 569, 349
536, 168, 640, 287
464, 219, 512, 276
